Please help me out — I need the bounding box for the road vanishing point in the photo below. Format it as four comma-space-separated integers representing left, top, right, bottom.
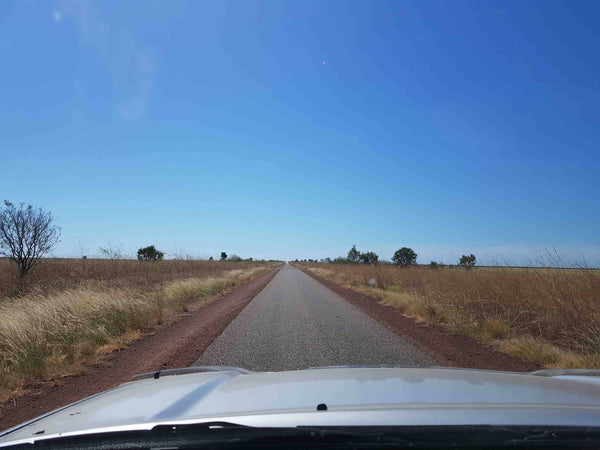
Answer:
196, 264, 436, 370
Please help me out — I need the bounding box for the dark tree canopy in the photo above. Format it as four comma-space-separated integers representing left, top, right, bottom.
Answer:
347, 245, 360, 263
359, 251, 379, 265
392, 247, 417, 266
0, 200, 61, 278
137, 245, 164, 261
220, 252, 228, 261
459, 254, 476, 269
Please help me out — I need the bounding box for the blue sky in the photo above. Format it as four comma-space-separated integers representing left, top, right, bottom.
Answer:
1, 0, 599, 265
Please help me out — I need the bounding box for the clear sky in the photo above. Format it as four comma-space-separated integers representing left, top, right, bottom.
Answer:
1, 0, 599, 265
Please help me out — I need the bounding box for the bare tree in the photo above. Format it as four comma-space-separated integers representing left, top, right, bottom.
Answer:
0, 200, 61, 279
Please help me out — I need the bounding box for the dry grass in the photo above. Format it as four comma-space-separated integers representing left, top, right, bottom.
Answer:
298, 263, 600, 368
0, 258, 272, 298
0, 259, 278, 399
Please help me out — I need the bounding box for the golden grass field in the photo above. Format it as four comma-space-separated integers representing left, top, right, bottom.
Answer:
0, 258, 278, 400
297, 262, 600, 369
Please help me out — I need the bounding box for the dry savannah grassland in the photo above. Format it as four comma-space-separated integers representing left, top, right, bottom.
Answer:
297, 262, 600, 369
0, 258, 278, 401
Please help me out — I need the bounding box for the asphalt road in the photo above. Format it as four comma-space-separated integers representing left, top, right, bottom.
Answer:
196, 264, 436, 371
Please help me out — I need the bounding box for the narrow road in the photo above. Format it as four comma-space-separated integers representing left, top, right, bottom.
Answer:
196, 264, 436, 370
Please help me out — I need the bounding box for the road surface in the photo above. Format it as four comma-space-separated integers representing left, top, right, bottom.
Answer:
196, 264, 436, 370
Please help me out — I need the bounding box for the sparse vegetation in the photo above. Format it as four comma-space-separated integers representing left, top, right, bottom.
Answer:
296, 261, 600, 369
98, 244, 125, 260
329, 246, 380, 265
0, 258, 278, 399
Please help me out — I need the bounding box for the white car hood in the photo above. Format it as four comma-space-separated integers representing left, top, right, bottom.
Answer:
2, 367, 600, 446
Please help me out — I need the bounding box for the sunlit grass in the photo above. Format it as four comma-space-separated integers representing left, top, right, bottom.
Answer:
0, 263, 274, 400
299, 263, 600, 368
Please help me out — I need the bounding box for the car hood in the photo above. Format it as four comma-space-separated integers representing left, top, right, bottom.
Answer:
2, 366, 600, 446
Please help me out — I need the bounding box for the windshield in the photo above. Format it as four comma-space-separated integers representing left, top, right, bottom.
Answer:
0, 0, 599, 445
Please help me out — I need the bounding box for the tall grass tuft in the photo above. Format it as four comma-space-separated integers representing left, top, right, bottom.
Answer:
0, 262, 274, 399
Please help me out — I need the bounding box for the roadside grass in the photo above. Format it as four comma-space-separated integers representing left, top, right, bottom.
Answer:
297, 263, 600, 369
0, 258, 271, 298
0, 262, 276, 401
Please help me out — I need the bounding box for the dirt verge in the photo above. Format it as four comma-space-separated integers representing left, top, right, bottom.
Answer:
302, 269, 539, 373
0, 268, 279, 431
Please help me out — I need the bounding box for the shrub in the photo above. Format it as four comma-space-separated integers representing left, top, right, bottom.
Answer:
359, 251, 379, 265
392, 247, 417, 266
484, 319, 510, 340
137, 245, 164, 261
460, 254, 476, 269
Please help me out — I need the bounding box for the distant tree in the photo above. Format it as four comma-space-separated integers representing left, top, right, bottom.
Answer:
392, 247, 417, 266
220, 252, 228, 261
333, 257, 348, 264
0, 200, 61, 279
429, 261, 439, 269
137, 245, 164, 261
229, 254, 242, 261
347, 245, 360, 263
459, 254, 476, 269
359, 251, 379, 264
208, 256, 214, 261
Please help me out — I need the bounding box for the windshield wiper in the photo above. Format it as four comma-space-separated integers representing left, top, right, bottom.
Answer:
9, 426, 409, 449
504, 426, 600, 446
9, 425, 600, 449
150, 424, 412, 447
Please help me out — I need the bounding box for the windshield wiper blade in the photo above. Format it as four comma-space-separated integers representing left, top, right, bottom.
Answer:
14, 425, 415, 449
504, 427, 600, 446
15, 425, 600, 449
153, 424, 411, 446
299, 427, 412, 444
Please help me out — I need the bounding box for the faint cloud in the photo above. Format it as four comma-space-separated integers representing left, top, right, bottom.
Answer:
53, 10, 62, 23
117, 51, 157, 120
58, 0, 159, 120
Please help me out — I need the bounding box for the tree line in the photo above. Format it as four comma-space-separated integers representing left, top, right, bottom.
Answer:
294, 245, 477, 269
0, 201, 478, 280
0, 201, 261, 280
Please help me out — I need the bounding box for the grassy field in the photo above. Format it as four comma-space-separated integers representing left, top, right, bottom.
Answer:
296, 262, 600, 369
0, 257, 278, 298
0, 258, 279, 400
